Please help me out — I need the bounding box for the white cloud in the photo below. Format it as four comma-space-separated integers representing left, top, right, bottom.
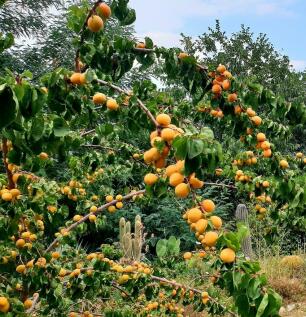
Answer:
291, 60, 306, 71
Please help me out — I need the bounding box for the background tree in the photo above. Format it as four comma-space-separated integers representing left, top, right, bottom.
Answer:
180, 20, 306, 104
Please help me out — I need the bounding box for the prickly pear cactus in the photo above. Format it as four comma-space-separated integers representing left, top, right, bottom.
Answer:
235, 204, 253, 259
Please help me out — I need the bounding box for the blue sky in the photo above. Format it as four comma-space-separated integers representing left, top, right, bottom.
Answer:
129, 0, 306, 71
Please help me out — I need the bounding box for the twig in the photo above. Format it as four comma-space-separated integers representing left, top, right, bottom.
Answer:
2, 138, 15, 189
96, 79, 159, 127
151, 276, 237, 316
204, 182, 237, 189
111, 281, 132, 300
45, 189, 146, 253
81, 129, 96, 137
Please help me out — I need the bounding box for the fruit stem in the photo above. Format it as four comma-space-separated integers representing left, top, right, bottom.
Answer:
2, 138, 15, 189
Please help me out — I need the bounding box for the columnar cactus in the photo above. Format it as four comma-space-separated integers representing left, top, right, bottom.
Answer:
119, 215, 143, 262
235, 204, 253, 259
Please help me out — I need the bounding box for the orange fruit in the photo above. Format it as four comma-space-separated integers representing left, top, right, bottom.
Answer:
187, 208, 202, 223
144, 173, 158, 186
212, 84, 222, 94
223, 70, 232, 78
220, 248, 236, 263
175, 183, 190, 198
144, 148, 160, 163
227, 93, 237, 102
39, 152, 48, 160
210, 216, 222, 229
0, 297, 10, 313
136, 42, 146, 49
201, 199, 215, 213
251, 116, 262, 126
189, 173, 204, 189
203, 231, 218, 247
296, 152, 303, 158
1, 192, 13, 201
156, 114, 171, 126
161, 128, 175, 141
93, 93, 107, 105
222, 79, 230, 90
106, 99, 119, 110
263, 149, 272, 158
256, 133, 266, 142
98, 3, 111, 19
280, 159, 289, 169
234, 105, 242, 115
195, 219, 208, 233
261, 141, 270, 150
165, 164, 178, 177
178, 52, 188, 59
183, 252, 192, 260
262, 181, 270, 188
169, 173, 184, 187
24, 299, 33, 309
70, 72, 86, 85
246, 108, 256, 117
217, 64, 226, 73
87, 15, 104, 32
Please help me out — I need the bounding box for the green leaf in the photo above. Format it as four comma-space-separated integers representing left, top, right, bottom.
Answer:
31, 115, 45, 141
53, 117, 70, 137
256, 293, 269, 317
172, 136, 188, 159
187, 138, 204, 159
0, 84, 18, 129
156, 239, 167, 258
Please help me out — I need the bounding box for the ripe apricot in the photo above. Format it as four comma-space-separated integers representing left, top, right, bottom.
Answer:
251, 116, 262, 126
262, 181, 270, 188
227, 93, 237, 103
201, 199, 215, 213
178, 52, 188, 59
187, 208, 202, 223
24, 299, 33, 309
263, 149, 272, 158
0, 297, 10, 313
93, 93, 107, 105
217, 64, 226, 73
246, 108, 256, 117
183, 252, 192, 260
280, 159, 289, 169
220, 248, 236, 263
175, 183, 190, 198
144, 147, 160, 163
87, 15, 104, 32
156, 114, 171, 126
210, 216, 222, 229
234, 105, 242, 115
195, 219, 208, 233
70, 72, 86, 85
169, 172, 184, 187
136, 42, 146, 49
161, 128, 175, 141
98, 3, 111, 19
296, 152, 303, 158
144, 173, 158, 185
212, 84, 222, 94
256, 133, 266, 142
203, 231, 218, 247
16, 264, 26, 273
261, 141, 270, 150
89, 214, 97, 222
221, 79, 231, 90
106, 98, 119, 110
1, 192, 13, 201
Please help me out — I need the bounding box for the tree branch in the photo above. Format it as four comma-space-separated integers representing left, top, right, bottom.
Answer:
45, 189, 146, 253
96, 79, 159, 127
